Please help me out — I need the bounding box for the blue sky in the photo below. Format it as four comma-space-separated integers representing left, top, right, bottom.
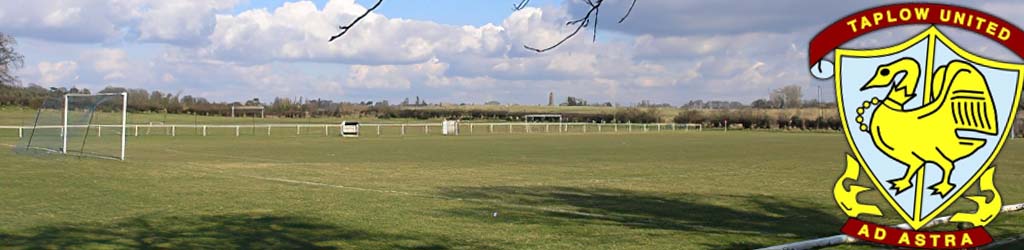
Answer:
2, 1, 1021, 105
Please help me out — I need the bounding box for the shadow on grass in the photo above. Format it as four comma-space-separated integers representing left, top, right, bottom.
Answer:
439, 186, 842, 249
0, 213, 462, 250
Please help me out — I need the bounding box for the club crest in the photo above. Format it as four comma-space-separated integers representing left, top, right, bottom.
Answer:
808, 3, 1024, 249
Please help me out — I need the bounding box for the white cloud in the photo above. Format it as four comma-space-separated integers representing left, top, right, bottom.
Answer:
12, 0, 1022, 105
37, 60, 79, 84
346, 58, 449, 89
202, 0, 510, 65
161, 73, 175, 83
0, 0, 238, 45
136, 1, 239, 45
83, 48, 130, 81
42, 7, 82, 27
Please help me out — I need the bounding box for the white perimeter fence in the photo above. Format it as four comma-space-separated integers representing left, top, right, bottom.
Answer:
758, 203, 1024, 250
0, 122, 703, 138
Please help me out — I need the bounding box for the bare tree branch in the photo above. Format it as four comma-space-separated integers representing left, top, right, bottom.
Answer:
328, 0, 384, 42
593, 3, 599, 42
513, 0, 531, 10
328, 0, 638, 53
524, 0, 605, 53
619, 0, 637, 23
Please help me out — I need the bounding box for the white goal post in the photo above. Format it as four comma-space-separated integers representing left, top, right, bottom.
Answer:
442, 120, 459, 135
61, 92, 128, 160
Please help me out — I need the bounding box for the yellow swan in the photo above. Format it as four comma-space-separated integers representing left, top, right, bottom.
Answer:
859, 57, 997, 197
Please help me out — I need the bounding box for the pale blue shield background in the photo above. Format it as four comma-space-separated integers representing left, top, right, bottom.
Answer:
838, 35, 1020, 220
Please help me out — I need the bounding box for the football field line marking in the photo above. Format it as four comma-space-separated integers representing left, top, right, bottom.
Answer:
233, 172, 778, 236
236, 172, 616, 219
165, 148, 782, 236
176, 162, 639, 222
163, 147, 289, 163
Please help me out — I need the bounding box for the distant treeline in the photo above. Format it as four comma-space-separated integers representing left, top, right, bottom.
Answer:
367, 106, 661, 123
0, 84, 352, 117
0, 83, 836, 128
674, 109, 841, 130
5, 83, 1020, 132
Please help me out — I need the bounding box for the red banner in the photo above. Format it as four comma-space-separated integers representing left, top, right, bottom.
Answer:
840, 218, 992, 248
808, 3, 1024, 66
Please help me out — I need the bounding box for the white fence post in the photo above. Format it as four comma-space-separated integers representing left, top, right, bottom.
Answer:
377, 125, 381, 136
402, 124, 406, 136
203, 126, 207, 136
172, 126, 176, 136
268, 126, 272, 136
236, 126, 240, 137
583, 124, 587, 133
425, 124, 429, 134
490, 124, 494, 133
296, 125, 300, 135
325, 125, 329, 136
97, 126, 102, 137
508, 124, 512, 133
135, 126, 139, 136
18, 127, 23, 138
470, 123, 474, 134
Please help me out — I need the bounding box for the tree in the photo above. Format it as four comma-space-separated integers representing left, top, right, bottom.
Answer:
0, 33, 24, 84
770, 85, 803, 109
328, 0, 638, 53
750, 99, 771, 109
564, 96, 587, 106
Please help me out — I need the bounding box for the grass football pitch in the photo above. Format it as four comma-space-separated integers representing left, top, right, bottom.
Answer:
1, 129, 1023, 249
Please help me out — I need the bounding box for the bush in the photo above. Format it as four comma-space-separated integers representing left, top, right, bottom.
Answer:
673, 110, 703, 124
614, 108, 659, 123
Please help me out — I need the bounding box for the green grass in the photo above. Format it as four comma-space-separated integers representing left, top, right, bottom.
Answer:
1, 127, 1023, 249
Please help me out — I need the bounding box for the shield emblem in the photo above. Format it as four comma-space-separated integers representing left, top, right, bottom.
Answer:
834, 26, 1024, 230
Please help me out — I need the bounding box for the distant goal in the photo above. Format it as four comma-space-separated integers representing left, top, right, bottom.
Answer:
15, 92, 128, 160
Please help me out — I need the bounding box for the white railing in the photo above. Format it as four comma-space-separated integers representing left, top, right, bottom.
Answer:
0, 122, 703, 138
757, 202, 1024, 250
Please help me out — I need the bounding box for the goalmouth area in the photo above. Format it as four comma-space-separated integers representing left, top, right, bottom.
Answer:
1, 109, 1023, 249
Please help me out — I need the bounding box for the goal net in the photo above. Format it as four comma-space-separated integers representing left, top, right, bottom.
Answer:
442, 120, 459, 136
15, 92, 127, 160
